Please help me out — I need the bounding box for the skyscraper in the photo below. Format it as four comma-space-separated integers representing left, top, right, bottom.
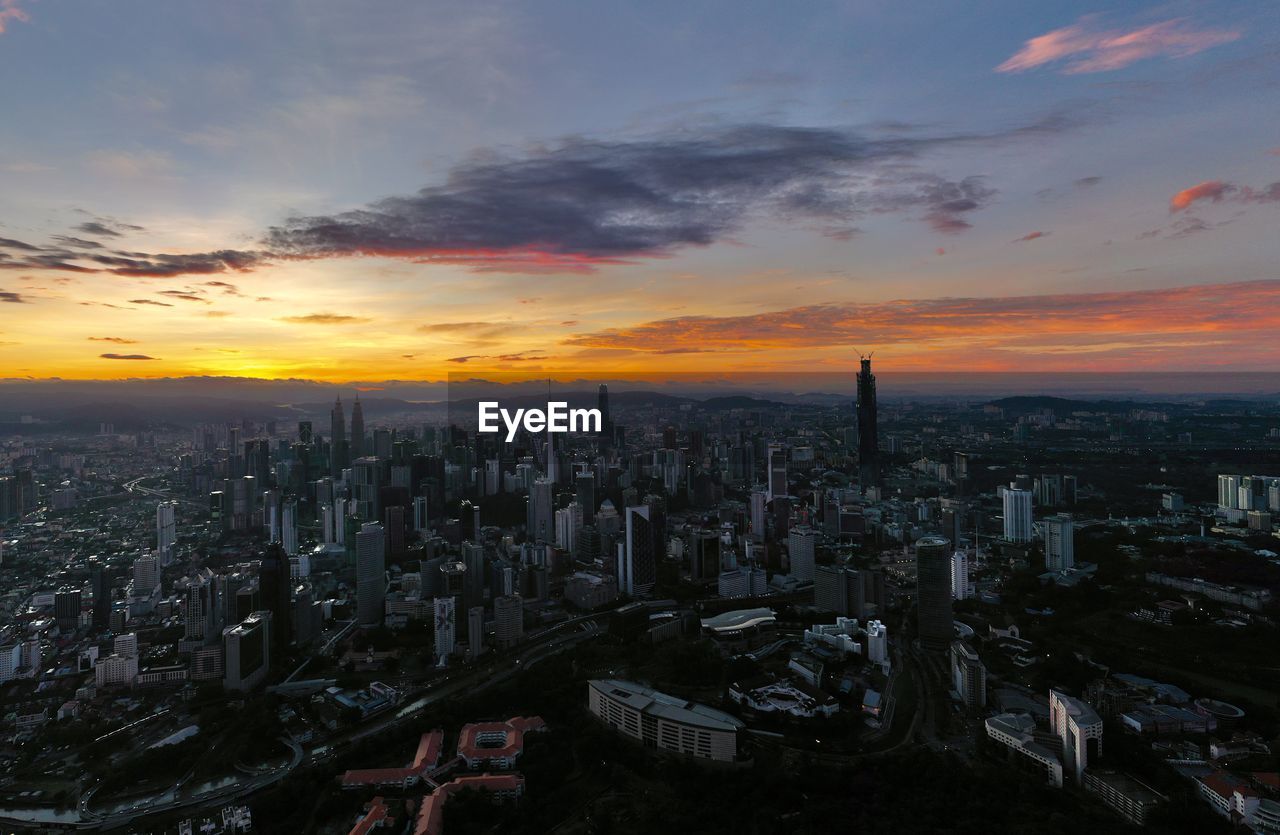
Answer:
915, 535, 953, 652
788, 525, 816, 582
355, 522, 386, 626
1003, 487, 1033, 543
767, 447, 787, 500
433, 596, 456, 662
156, 501, 177, 566
856, 354, 880, 490
90, 558, 111, 630
350, 395, 365, 459
951, 550, 970, 601
281, 498, 298, 556
1044, 514, 1075, 571
330, 396, 347, 478
259, 542, 293, 652
623, 505, 655, 597
527, 477, 554, 543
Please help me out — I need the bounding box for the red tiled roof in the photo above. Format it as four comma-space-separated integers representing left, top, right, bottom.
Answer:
1201, 772, 1259, 800
342, 731, 446, 787
348, 796, 392, 835
412, 774, 526, 835
456, 716, 546, 765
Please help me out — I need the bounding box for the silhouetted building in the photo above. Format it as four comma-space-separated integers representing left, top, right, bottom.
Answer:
856, 355, 879, 490
916, 535, 952, 652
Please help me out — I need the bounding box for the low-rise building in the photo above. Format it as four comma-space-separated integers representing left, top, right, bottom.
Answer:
588, 679, 744, 763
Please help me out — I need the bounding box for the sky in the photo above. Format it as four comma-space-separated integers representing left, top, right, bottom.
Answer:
0, 0, 1278, 382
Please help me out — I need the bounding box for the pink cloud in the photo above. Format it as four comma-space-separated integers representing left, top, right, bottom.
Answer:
1013, 231, 1049, 243
1170, 181, 1233, 212
997, 16, 1240, 75
0, 0, 29, 34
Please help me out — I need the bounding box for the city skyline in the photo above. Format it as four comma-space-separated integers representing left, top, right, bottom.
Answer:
2, 1, 1280, 380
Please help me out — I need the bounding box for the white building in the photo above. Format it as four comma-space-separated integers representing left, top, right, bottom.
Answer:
866, 620, 888, 668
951, 550, 970, 600
1050, 689, 1103, 783
433, 596, 456, 663
156, 501, 177, 566
986, 713, 1064, 787
588, 679, 743, 763
1002, 488, 1033, 543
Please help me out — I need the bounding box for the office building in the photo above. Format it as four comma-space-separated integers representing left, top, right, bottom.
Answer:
622, 505, 656, 597
356, 522, 386, 626
951, 550, 970, 601
468, 605, 484, 659
493, 594, 523, 649
588, 679, 744, 763
156, 501, 177, 566
1050, 689, 1103, 783
224, 612, 271, 692
915, 535, 953, 652
281, 498, 298, 556
856, 354, 879, 490
259, 542, 293, 651
788, 526, 816, 582
1044, 514, 1075, 571
950, 641, 987, 711
433, 596, 456, 662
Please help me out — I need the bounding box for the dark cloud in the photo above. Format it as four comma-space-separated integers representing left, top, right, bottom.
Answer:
264, 118, 1075, 271
87, 336, 139, 344
99, 353, 158, 360
0, 290, 29, 303
1075, 176, 1103, 187
9, 117, 1081, 278
128, 298, 173, 306
1013, 230, 1049, 243
51, 235, 104, 249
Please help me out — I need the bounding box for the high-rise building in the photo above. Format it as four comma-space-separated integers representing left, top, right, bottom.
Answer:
1003, 487, 1033, 543
281, 498, 298, 556
412, 496, 430, 533
527, 477, 554, 543
1217, 474, 1241, 510
351, 456, 388, 522
622, 505, 656, 597
856, 355, 879, 490
915, 535, 953, 652
433, 596, 455, 662
350, 395, 365, 459
355, 522, 386, 626
767, 448, 788, 500
156, 501, 177, 566
866, 620, 888, 667
330, 396, 347, 478
259, 542, 293, 652
90, 559, 111, 630
493, 594, 523, 648
54, 588, 82, 630
1050, 690, 1103, 783
133, 553, 160, 595
951, 550, 970, 601
575, 472, 596, 515
749, 490, 767, 541
183, 576, 216, 643
689, 529, 721, 582
950, 641, 987, 711
467, 605, 484, 659
224, 612, 271, 691
788, 526, 816, 582
1045, 514, 1075, 572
